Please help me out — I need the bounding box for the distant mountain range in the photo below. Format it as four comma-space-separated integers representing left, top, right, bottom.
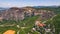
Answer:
32, 6, 60, 8
0, 6, 60, 10
0, 7, 9, 10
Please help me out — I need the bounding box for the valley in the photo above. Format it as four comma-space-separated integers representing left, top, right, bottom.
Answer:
0, 6, 60, 34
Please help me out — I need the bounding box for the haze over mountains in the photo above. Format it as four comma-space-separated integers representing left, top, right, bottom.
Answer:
33, 6, 60, 8
0, 6, 60, 10
0, 7, 6, 10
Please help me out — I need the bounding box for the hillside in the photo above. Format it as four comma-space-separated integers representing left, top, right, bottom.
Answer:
0, 7, 55, 21
0, 6, 60, 34
45, 14, 60, 34
0, 15, 39, 34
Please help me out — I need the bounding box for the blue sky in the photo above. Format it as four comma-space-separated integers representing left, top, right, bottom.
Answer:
0, 0, 60, 7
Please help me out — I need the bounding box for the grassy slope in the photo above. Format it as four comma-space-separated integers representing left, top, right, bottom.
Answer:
52, 14, 60, 34
45, 14, 60, 34
0, 16, 39, 34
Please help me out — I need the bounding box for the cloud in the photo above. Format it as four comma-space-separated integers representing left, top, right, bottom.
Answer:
0, 3, 21, 7
0, 2, 36, 7
0, 0, 60, 7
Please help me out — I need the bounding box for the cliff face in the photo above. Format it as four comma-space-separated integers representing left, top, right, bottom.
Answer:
0, 7, 55, 21
0, 7, 25, 21
22, 7, 35, 17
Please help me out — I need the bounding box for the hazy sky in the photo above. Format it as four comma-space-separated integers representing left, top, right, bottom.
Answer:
0, 0, 60, 7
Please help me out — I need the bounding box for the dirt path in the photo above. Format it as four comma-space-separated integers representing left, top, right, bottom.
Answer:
43, 15, 57, 23
3, 30, 15, 34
